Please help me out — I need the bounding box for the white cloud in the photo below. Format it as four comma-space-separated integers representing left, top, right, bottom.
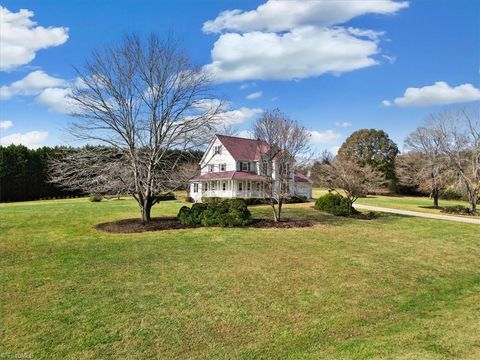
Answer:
216, 107, 262, 126
309, 130, 341, 145
335, 121, 352, 128
203, 0, 408, 33
0, 130, 48, 148
0, 120, 13, 129
246, 91, 262, 100
205, 26, 380, 82
384, 82, 480, 107
236, 129, 254, 139
0, 70, 67, 100
36, 87, 77, 113
0, 6, 69, 71
382, 100, 392, 107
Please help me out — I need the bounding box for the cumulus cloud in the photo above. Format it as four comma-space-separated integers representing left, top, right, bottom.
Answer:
0, 130, 48, 148
0, 70, 68, 100
216, 107, 262, 126
205, 26, 380, 82
309, 130, 341, 145
0, 6, 69, 71
36, 87, 77, 113
384, 82, 480, 107
335, 121, 352, 128
0, 120, 13, 129
246, 91, 262, 100
202, 0, 407, 83
203, 0, 408, 33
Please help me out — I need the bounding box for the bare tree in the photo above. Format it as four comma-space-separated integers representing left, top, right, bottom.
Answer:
254, 109, 310, 222
402, 123, 450, 207
49, 34, 222, 222
314, 159, 386, 214
432, 107, 479, 213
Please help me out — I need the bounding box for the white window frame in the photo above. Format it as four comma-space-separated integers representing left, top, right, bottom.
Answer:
220, 163, 226, 172
247, 181, 251, 191
222, 182, 226, 191
238, 181, 243, 191
208, 164, 215, 172
241, 162, 249, 172
193, 183, 199, 193
214, 145, 222, 155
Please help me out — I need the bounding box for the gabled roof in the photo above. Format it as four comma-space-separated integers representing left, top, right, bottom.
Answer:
216, 134, 270, 161
294, 172, 313, 183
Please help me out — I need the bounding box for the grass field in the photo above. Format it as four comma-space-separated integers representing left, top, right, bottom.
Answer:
1, 196, 479, 359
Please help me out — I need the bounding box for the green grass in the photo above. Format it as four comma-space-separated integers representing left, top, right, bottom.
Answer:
312, 188, 476, 218
1, 196, 479, 359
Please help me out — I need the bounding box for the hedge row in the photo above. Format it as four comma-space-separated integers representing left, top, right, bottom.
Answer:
178, 198, 253, 227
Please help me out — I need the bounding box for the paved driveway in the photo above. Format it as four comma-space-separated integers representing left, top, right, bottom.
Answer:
355, 204, 480, 225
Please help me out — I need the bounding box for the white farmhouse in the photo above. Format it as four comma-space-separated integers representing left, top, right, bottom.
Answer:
189, 134, 312, 202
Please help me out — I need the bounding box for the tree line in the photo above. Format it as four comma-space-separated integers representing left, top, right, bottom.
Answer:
0, 144, 203, 203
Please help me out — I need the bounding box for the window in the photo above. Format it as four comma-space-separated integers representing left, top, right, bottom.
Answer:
208, 164, 215, 172
214, 145, 222, 155
211, 181, 216, 190
247, 181, 251, 191
222, 182, 226, 191
220, 163, 226, 171
238, 182, 243, 191
193, 183, 198, 193
256, 182, 260, 191
262, 161, 269, 175
241, 162, 249, 172
205, 182, 208, 191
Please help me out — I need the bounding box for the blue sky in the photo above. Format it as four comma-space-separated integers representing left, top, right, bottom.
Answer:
0, 0, 479, 152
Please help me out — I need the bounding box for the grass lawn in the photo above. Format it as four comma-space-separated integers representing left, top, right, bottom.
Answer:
1, 197, 479, 359
312, 188, 476, 218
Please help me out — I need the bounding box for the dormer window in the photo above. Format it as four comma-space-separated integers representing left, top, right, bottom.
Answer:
241, 162, 249, 172
214, 145, 222, 155
208, 164, 215, 172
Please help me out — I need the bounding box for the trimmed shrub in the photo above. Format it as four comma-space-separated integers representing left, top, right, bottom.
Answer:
157, 192, 176, 201
440, 189, 466, 201
441, 205, 472, 215
177, 198, 253, 227
89, 194, 103, 202
315, 192, 352, 216
177, 206, 193, 225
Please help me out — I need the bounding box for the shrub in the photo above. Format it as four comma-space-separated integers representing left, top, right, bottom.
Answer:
441, 205, 472, 215
285, 195, 308, 204
315, 192, 352, 216
157, 192, 176, 201
89, 194, 103, 202
177, 206, 193, 225
177, 198, 253, 227
184, 196, 194, 203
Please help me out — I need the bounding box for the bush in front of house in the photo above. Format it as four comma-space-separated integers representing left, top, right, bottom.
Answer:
315, 192, 352, 216
177, 199, 253, 227
441, 205, 473, 215
89, 193, 103, 202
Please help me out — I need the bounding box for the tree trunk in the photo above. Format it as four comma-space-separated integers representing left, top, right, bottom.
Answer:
271, 203, 279, 222
140, 198, 153, 223
432, 188, 439, 208
470, 193, 478, 214
277, 200, 283, 222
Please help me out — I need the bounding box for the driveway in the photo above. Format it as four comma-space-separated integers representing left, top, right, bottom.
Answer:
355, 204, 480, 225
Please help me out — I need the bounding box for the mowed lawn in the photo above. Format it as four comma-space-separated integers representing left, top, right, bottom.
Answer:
1, 197, 479, 359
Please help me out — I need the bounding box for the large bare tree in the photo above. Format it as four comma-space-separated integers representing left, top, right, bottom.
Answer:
432, 107, 480, 213
50, 34, 222, 222
254, 109, 310, 222
401, 122, 450, 207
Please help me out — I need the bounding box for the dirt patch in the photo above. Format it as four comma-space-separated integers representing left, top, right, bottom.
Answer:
94, 217, 315, 234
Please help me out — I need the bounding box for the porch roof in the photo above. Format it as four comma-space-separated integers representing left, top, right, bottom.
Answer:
192, 171, 268, 181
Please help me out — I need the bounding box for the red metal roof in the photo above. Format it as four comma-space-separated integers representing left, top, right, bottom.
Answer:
294, 172, 312, 183
192, 171, 268, 181
216, 134, 270, 161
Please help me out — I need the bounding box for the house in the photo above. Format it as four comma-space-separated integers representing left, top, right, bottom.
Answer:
189, 134, 312, 202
